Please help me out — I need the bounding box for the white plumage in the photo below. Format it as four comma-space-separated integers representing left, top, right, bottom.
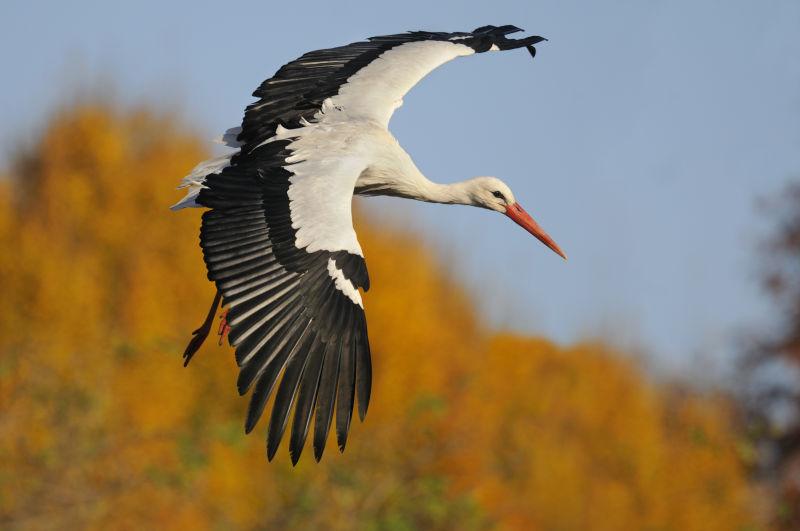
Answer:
174, 25, 563, 465
328, 40, 474, 125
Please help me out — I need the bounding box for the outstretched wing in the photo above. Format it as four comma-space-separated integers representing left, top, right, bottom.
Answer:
234, 25, 545, 155
197, 139, 371, 464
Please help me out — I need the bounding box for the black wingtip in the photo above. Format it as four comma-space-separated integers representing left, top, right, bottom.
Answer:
290, 448, 302, 466
336, 424, 350, 453
336, 417, 351, 453
473, 24, 523, 36
267, 417, 285, 462
288, 417, 311, 466
497, 34, 547, 51
267, 438, 279, 462
356, 380, 370, 422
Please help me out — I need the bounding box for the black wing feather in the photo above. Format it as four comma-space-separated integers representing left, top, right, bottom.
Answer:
266, 330, 318, 461
355, 311, 372, 421
289, 339, 326, 464
313, 341, 341, 461
244, 318, 311, 434
335, 336, 357, 452
233, 26, 542, 157
197, 141, 371, 463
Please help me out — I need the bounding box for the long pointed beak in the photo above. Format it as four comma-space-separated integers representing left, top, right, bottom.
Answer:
505, 203, 567, 260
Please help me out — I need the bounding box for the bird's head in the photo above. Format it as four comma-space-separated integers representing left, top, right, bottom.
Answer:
468, 176, 567, 260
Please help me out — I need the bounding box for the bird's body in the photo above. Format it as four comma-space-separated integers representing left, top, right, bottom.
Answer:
173, 25, 564, 464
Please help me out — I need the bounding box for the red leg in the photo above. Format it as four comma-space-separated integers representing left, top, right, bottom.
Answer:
182, 290, 222, 366
218, 308, 231, 346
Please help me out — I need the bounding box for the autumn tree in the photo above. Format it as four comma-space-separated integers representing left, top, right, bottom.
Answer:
0, 102, 761, 530
745, 183, 800, 529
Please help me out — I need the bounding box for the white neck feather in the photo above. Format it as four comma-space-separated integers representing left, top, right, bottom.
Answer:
413, 179, 476, 205
354, 128, 487, 207
356, 162, 478, 206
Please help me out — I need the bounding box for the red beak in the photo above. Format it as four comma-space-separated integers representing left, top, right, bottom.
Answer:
505, 203, 567, 260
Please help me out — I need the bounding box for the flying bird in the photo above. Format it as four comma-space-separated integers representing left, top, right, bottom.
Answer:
173, 25, 566, 464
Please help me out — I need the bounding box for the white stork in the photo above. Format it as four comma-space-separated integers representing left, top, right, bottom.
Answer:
173, 25, 566, 464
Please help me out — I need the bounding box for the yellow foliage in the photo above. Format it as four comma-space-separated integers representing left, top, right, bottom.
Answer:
0, 103, 761, 529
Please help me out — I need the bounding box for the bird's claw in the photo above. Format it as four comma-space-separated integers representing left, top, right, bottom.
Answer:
182, 290, 222, 367
183, 326, 210, 367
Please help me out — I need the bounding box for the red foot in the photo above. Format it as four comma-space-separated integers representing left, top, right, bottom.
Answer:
218, 308, 231, 346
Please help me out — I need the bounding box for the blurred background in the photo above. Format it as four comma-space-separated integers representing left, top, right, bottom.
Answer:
1, 0, 799, 529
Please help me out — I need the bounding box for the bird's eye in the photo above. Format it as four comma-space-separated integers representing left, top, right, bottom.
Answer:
492, 191, 505, 200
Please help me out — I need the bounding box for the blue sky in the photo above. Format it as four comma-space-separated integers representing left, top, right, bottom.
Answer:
3, 0, 799, 375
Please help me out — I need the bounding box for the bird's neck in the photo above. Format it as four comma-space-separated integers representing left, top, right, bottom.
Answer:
356, 165, 476, 206
415, 179, 475, 206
